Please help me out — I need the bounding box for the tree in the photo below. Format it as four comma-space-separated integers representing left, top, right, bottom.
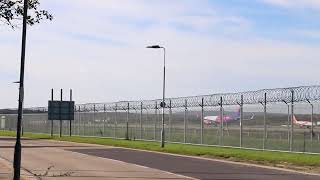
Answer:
0, 0, 52, 28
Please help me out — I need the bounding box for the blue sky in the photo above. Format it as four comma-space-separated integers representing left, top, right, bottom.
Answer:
1, 0, 320, 108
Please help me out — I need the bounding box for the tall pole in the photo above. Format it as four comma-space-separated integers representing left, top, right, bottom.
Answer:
161, 47, 166, 148
146, 45, 166, 147
13, 0, 28, 178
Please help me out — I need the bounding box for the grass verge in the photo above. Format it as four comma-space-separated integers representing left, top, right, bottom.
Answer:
1, 130, 320, 170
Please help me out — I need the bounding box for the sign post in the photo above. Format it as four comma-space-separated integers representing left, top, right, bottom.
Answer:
48, 89, 75, 137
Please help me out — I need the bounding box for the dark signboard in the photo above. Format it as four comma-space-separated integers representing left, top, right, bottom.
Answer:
48, 101, 74, 120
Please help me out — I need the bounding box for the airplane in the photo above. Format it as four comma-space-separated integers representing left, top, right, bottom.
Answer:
203, 109, 254, 125
291, 115, 320, 128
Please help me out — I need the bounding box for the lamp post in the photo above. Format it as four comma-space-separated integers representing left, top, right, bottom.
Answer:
13, 81, 24, 136
146, 45, 166, 148
13, 0, 28, 179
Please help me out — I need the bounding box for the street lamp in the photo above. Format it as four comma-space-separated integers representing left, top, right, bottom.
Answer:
146, 45, 166, 148
13, 0, 28, 179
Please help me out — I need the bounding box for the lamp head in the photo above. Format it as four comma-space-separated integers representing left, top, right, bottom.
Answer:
146, 45, 162, 49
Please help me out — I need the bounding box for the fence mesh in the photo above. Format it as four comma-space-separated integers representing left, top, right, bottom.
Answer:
2, 85, 320, 153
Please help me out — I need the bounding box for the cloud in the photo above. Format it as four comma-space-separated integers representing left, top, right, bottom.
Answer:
261, 0, 320, 9
1, 0, 320, 108
295, 30, 320, 39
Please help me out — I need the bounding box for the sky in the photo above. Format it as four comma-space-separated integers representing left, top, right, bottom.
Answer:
1, 0, 320, 108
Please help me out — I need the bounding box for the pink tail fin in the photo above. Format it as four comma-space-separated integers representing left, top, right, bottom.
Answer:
292, 116, 298, 124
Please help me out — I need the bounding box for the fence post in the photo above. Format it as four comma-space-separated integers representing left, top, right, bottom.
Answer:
154, 102, 157, 141
263, 92, 267, 150
140, 102, 143, 139
145, 109, 148, 138
290, 90, 294, 151
184, 99, 187, 143
240, 95, 243, 148
307, 99, 314, 151
201, 98, 204, 144
93, 104, 96, 136
50, 89, 54, 137
287, 103, 290, 145
103, 104, 106, 137
126, 102, 129, 140
78, 106, 81, 136
219, 97, 223, 146
69, 89, 72, 137
59, 89, 62, 137
114, 104, 117, 139
282, 100, 290, 145
83, 105, 86, 136
169, 100, 172, 142
311, 103, 314, 150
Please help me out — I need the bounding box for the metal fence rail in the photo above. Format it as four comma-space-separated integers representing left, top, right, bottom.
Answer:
2, 85, 320, 154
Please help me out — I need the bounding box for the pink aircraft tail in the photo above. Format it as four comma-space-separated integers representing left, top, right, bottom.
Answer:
292, 115, 298, 124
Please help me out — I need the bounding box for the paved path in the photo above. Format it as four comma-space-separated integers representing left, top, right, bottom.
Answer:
0, 137, 189, 179
0, 137, 319, 180
0, 158, 12, 180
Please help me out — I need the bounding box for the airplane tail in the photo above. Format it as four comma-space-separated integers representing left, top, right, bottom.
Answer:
292, 115, 298, 124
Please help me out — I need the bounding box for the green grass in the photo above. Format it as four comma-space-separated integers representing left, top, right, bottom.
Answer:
1, 130, 320, 168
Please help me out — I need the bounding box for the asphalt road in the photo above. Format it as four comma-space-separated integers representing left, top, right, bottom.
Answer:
0, 137, 319, 180
0, 137, 187, 180
69, 147, 319, 180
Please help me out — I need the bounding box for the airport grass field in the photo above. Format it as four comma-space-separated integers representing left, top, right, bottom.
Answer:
1, 130, 320, 170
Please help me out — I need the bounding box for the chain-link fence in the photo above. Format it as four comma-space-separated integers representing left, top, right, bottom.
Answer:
2, 85, 320, 153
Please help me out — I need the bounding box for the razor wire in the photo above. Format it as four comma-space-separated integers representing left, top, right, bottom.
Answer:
6, 85, 320, 112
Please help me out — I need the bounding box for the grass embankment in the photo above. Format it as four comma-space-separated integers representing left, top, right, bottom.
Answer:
1, 130, 320, 169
